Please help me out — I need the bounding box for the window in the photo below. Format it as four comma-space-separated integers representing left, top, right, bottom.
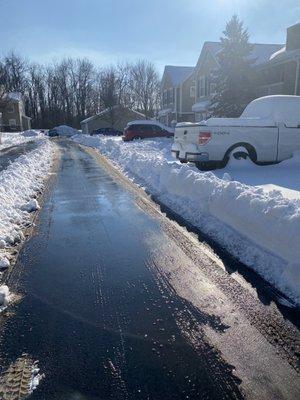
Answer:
163, 90, 168, 106
190, 86, 195, 98
129, 124, 141, 130
9, 119, 16, 126
140, 124, 153, 132
152, 125, 162, 133
197, 76, 206, 98
210, 82, 216, 95
7, 104, 14, 113
168, 88, 174, 104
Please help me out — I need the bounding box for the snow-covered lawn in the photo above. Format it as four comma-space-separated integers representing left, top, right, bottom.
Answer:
213, 157, 300, 201
0, 131, 44, 150
0, 138, 55, 270
72, 134, 300, 304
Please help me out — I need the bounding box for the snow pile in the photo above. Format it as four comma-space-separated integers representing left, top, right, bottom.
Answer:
0, 139, 54, 269
54, 125, 78, 136
0, 285, 10, 308
29, 362, 44, 393
72, 134, 300, 303
0, 132, 38, 150
21, 198, 40, 212
21, 130, 40, 137
0, 256, 10, 270
213, 151, 300, 200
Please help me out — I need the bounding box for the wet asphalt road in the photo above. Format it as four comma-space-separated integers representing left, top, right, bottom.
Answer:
0, 141, 243, 399
0, 141, 40, 172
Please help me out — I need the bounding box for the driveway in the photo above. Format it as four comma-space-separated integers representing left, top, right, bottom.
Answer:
0, 140, 299, 399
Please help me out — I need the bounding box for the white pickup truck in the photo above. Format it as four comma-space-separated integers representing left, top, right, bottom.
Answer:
171, 95, 300, 169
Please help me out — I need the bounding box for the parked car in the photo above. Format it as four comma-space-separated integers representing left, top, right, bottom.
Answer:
48, 128, 59, 137
123, 120, 174, 141
91, 127, 123, 136
48, 125, 78, 138
172, 95, 300, 170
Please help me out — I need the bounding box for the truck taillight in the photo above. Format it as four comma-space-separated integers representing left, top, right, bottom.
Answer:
198, 131, 211, 145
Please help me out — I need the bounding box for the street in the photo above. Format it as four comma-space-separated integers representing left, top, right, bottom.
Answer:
0, 140, 299, 399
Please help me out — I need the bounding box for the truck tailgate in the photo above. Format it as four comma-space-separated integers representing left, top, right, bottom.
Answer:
175, 125, 200, 144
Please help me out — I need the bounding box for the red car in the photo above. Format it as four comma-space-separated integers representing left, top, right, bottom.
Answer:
123, 121, 174, 141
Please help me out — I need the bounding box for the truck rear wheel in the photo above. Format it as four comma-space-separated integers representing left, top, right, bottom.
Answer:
223, 144, 257, 166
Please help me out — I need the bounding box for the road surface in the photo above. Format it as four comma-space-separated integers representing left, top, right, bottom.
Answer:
0, 140, 299, 399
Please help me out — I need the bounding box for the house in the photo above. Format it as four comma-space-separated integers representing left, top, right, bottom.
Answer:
256, 22, 300, 96
158, 66, 194, 126
80, 105, 145, 134
192, 41, 283, 122
0, 92, 31, 132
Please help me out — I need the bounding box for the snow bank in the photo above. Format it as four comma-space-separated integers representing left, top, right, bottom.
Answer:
0, 285, 10, 307
21, 129, 40, 137
0, 139, 54, 269
0, 132, 41, 150
29, 362, 44, 393
0, 256, 10, 270
72, 134, 300, 303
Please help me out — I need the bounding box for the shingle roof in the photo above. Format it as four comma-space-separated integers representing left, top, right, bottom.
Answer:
164, 66, 194, 86
202, 41, 283, 66
81, 105, 145, 124
250, 43, 284, 65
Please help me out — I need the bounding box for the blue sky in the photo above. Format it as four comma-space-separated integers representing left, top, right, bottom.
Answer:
1, 0, 299, 73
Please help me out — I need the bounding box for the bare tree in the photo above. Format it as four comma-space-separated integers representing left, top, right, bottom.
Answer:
70, 58, 95, 123
0, 51, 161, 128
4, 52, 28, 93
96, 67, 119, 127
129, 60, 160, 118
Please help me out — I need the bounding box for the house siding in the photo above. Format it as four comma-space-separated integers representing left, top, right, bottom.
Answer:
194, 51, 217, 103
0, 96, 31, 132
257, 60, 299, 96
192, 48, 218, 121
256, 23, 300, 97
1, 103, 22, 131
178, 75, 195, 123
159, 66, 194, 125
161, 75, 176, 112
81, 107, 145, 134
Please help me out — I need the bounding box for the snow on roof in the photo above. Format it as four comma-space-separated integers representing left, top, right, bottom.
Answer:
269, 46, 300, 62
164, 66, 194, 86
192, 100, 211, 112
2, 92, 22, 102
250, 43, 283, 65
270, 46, 286, 60
81, 106, 145, 124
157, 108, 172, 117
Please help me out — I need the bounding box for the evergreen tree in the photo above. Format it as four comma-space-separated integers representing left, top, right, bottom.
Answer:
210, 15, 257, 117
